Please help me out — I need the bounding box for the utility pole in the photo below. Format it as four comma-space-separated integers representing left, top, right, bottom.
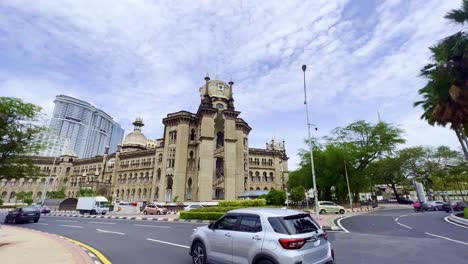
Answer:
302, 65, 320, 219
344, 160, 353, 211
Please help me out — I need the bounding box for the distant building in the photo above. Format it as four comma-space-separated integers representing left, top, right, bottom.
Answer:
27, 131, 70, 157
49, 95, 124, 158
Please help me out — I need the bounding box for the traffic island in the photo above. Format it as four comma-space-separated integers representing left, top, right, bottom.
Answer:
0, 225, 104, 264
447, 212, 468, 227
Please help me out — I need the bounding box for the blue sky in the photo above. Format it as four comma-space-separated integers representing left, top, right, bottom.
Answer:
0, 0, 463, 169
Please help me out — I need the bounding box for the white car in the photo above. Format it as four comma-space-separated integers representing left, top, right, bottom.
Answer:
184, 204, 204, 211
317, 201, 345, 214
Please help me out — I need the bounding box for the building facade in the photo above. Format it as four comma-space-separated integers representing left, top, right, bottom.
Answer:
49, 95, 124, 158
0, 77, 289, 203
26, 131, 70, 157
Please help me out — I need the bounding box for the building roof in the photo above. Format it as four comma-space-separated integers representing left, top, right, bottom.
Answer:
238, 190, 269, 198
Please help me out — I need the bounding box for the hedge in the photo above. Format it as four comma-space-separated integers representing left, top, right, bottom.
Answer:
218, 199, 266, 207
190, 206, 242, 213
179, 211, 225, 220
465, 207, 468, 219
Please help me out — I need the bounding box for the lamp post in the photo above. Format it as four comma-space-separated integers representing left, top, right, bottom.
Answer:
302, 65, 320, 219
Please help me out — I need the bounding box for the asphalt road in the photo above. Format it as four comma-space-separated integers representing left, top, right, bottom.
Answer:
1, 209, 467, 264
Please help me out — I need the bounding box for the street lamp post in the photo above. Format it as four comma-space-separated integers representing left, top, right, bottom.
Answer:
302, 65, 320, 219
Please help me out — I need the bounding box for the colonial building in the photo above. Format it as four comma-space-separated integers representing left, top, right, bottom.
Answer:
0, 76, 289, 203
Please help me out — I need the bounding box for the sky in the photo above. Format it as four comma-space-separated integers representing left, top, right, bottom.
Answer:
0, 0, 464, 169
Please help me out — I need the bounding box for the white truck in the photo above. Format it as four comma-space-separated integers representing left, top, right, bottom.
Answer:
76, 196, 109, 215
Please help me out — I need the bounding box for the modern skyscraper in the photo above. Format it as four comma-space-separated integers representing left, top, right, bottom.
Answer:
27, 131, 70, 157
49, 95, 124, 158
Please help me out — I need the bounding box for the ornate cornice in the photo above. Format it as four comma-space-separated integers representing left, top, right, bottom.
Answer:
235, 118, 252, 134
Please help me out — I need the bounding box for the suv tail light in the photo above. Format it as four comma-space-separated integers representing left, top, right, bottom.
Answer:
279, 238, 306, 249
321, 232, 328, 241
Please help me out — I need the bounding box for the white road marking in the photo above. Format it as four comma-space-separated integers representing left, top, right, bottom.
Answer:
88, 253, 95, 257
146, 238, 189, 249
33, 223, 49, 226
96, 229, 125, 235
444, 216, 468, 229
336, 215, 352, 233
396, 222, 412, 229
395, 217, 399, 222
94, 261, 100, 264
56, 220, 77, 223
59, 225, 83, 228
425, 232, 468, 246
89, 221, 116, 225
134, 224, 171, 229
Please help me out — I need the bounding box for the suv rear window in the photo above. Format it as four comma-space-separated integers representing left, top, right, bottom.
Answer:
268, 214, 319, 235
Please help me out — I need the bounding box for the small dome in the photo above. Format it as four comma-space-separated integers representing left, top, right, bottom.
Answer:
122, 129, 147, 147
199, 79, 232, 100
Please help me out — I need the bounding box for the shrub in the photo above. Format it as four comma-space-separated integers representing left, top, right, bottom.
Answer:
0, 198, 3, 206
465, 207, 468, 219
179, 211, 225, 220
265, 189, 286, 205
218, 199, 266, 207
24, 197, 34, 205
290, 186, 305, 203
190, 206, 242, 213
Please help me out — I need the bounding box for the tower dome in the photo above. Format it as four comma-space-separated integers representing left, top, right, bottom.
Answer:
199, 77, 232, 100
122, 118, 147, 152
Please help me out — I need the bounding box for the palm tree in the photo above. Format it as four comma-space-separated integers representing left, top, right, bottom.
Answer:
415, 1, 468, 160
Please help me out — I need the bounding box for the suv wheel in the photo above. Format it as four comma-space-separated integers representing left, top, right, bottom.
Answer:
339, 209, 345, 214
11, 218, 16, 224
143, 211, 147, 215
191, 242, 207, 264
257, 260, 274, 264
320, 209, 326, 214
156, 211, 160, 215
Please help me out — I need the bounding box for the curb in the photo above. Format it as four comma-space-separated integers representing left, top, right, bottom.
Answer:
448, 213, 468, 227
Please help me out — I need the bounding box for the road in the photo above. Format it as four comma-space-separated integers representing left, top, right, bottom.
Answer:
1, 209, 467, 263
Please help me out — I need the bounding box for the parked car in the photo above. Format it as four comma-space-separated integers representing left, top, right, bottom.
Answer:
3, 206, 40, 224
119, 201, 130, 205
397, 198, 413, 204
130, 201, 138, 206
190, 208, 334, 264
317, 201, 345, 214
40, 206, 51, 214
423, 201, 446, 211
143, 204, 167, 215
184, 204, 204, 211
453, 202, 467, 211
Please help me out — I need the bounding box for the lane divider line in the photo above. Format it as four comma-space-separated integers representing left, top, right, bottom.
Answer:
60, 235, 112, 264
59, 225, 83, 228
444, 216, 468, 229
336, 215, 352, 233
425, 232, 468, 246
146, 238, 189, 249
96, 229, 126, 235
396, 222, 412, 229
33, 223, 49, 225
134, 224, 171, 228
395, 217, 399, 222
89, 222, 116, 225
56, 220, 77, 223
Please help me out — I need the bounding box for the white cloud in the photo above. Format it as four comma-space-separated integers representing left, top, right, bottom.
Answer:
0, 0, 464, 169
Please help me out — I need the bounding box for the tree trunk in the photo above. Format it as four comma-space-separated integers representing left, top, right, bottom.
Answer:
454, 126, 468, 160
391, 183, 400, 201
455, 180, 466, 202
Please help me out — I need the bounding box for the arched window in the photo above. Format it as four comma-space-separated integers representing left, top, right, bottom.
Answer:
263, 172, 267, 182
216, 131, 224, 148
249, 171, 254, 182
255, 171, 260, 182
157, 168, 161, 181
190, 129, 196, 141
270, 172, 274, 182
158, 154, 163, 163
256, 187, 260, 191
250, 187, 254, 191
189, 151, 194, 159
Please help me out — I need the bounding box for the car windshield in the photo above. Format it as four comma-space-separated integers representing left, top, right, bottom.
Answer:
268, 214, 319, 235
99, 202, 109, 207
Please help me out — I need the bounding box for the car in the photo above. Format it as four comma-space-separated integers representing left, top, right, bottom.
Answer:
3, 206, 40, 224
184, 204, 204, 211
119, 201, 130, 205
189, 208, 334, 264
130, 201, 138, 206
143, 204, 167, 215
423, 201, 446, 211
397, 198, 413, 204
317, 201, 345, 214
453, 202, 467, 211
40, 206, 51, 214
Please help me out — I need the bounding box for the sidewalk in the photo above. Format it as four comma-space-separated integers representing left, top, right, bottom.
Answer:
0, 225, 98, 264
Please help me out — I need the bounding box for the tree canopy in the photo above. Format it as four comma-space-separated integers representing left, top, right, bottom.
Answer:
0, 97, 45, 180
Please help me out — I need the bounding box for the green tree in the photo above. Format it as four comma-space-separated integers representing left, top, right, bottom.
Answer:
290, 186, 305, 203
0, 97, 45, 180
24, 197, 34, 205
0, 198, 4, 206
415, 0, 468, 159
47, 188, 66, 199
77, 188, 96, 197
366, 157, 408, 202
15, 191, 33, 201
265, 189, 286, 206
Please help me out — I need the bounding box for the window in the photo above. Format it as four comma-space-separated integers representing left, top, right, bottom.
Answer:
216, 103, 224, 109
239, 215, 262, 232
214, 215, 238, 230
268, 214, 319, 235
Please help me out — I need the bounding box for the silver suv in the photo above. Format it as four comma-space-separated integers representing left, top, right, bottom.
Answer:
189, 208, 334, 264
